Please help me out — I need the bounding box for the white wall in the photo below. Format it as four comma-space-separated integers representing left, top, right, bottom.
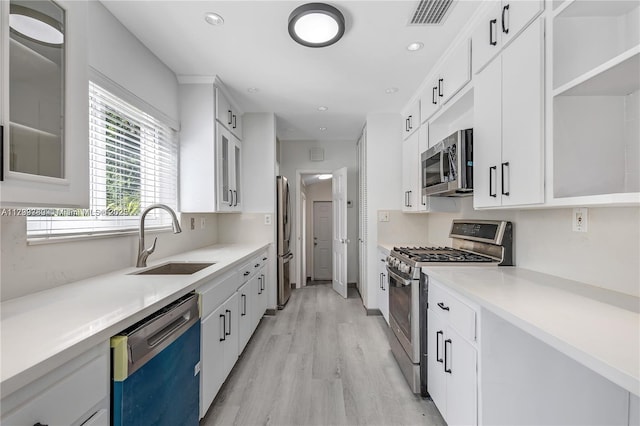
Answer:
88, 1, 179, 124
279, 139, 359, 285
364, 113, 403, 308
305, 180, 332, 280
413, 197, 640, 298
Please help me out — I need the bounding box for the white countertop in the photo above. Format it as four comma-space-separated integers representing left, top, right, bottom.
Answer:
0, 242, 269, 397
423, 266, 640, 397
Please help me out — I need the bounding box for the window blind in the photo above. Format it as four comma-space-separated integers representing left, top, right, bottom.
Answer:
27, 82, 178, 238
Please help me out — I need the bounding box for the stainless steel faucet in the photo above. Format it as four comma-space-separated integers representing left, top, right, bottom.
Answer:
136, 204, 182, 267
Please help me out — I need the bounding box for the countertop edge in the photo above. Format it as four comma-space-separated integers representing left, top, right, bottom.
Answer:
423, 266, 640, 397
0, 242, 270, 397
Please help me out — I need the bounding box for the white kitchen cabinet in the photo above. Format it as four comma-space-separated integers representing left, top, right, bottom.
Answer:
402, 101, 420, 140
1, 0, 89, 208
1, 342, 109, 426
474, 18, 545, 209
217, 125, 242, 212
402, 130, 420, 212
215, 86, 242, 140
238, 279, 253, 354
427, 279, 478, 426
376, 247, 389, 324
472, 0, 543, 74
420, 40, 471, 123
179, 82, 243, 213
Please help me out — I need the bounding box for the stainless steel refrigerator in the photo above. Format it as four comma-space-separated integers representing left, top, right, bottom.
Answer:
276, 176, 293, 308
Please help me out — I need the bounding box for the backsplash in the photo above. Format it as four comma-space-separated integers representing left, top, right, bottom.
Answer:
0, 213, 219, 301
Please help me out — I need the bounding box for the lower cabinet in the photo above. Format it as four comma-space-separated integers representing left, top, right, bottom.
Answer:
427, 279, 478, 426
1, 342, 110, 426
238, 279, 253, 353
377, 248, 389, 324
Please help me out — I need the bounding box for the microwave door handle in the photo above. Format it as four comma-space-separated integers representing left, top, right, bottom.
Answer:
439, 151, 446, 183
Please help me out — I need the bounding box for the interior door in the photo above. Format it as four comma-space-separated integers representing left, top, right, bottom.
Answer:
332, 167, 348, 299
313, 201, 332, 280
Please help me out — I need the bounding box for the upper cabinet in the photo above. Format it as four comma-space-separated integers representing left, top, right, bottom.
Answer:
1, 0, 89, 207
179, 79, 243, 213
550, 0, 640, 205
420, 39, 472, 123
402, 101, 420, 140
215, 87, 243, 140
474, 18, 545, 208
472, 0, 544, 74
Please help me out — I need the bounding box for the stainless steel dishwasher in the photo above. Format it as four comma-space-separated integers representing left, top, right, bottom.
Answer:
111, 292, 200, 426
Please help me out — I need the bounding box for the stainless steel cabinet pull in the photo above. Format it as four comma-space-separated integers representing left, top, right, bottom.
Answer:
228, 110, 232, 125
382, 273, 385, 290
407, 191, 412, 208
255, 263, 260, 268
241, 294, 247, 316
225, 309, 231, 336
220, 314, 226, 341
444, 339, 452, 373
229, 189, 233, 206
408, 115, 413, 130
244, 271, 250, 276
438, 78, 443, 97
232, 114, 237, 129
436, 330, 444, 363
261, 274, 265, 290
432, 87, 437, 105
258, 276, 263, 294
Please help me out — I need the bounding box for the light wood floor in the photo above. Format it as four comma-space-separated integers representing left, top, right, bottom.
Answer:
201, 284, 446, 426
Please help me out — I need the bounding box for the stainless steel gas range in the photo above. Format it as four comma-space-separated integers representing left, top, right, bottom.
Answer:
385, 220, 513, 396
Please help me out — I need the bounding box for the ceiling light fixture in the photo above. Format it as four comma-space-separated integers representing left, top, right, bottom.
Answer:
319, 127, 327, 131
318, 106, 328, 111
288, 3, 345, 48
385, 87, 399, 94
247, 87, 259, 93
204, 12, 224, 26
407, 42, 424, 51
9, 4, 63, 46
317, 174, 332, 180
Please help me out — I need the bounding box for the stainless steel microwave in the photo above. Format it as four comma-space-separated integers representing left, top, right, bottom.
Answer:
421, 129, 473, 197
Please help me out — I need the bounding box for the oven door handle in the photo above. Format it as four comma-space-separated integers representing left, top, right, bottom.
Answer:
386, 267, 413, 287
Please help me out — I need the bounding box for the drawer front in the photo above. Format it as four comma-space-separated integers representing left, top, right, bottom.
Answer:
429, 280, 477, 343
2, 351, 109, 426
199, 269, 239, 318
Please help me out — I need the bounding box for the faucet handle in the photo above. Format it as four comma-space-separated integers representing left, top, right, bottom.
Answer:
147, 237, 158, 255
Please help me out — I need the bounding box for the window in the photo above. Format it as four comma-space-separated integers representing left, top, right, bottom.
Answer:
27, 82, 178, 238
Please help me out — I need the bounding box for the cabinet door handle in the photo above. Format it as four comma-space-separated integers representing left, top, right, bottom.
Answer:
263, 257, 267, 261
489, 166, 497, 198
258, 276, 263, 294
408, 115, 413, 130
444, 339, 452, 373
407, 190, 412, 208
502, 4, 510, 34
229, 189, 234, 206
228, 110, 232, 125
436, 330, 444, 363
380, 272, 383, 289
233, 189, 238, 206
255, 263, 260, 268
501, 162, 510, 196
261, 274, 265, 290
489, 19, 497, 46
405, 118, 410, 132
422, 194, 427, 206
0, 125, 4, 181
225, 309, 231, 335
438, 78, 443, 97
437, 302, 450, 311
220, 314, 226, 341
382, 273, 385, 290
244, 271, 250, 277
242, 294, 247, 316
233, 114, 237, 129
432, 87, 438, 105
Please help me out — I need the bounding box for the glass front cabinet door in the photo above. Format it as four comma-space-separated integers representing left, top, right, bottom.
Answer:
1, 0, 88, 207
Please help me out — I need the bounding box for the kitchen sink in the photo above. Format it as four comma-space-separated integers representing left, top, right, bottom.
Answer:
131, 262, 215, 275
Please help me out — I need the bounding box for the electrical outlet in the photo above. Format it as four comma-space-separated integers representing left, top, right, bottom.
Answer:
264, 214, 272, 225
573, 208, 588, 232
200, 218, 206, 229
190, 217, 195, 230
378, 211, 390, 222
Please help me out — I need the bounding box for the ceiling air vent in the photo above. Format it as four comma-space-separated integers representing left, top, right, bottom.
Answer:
409, 0, 454, 25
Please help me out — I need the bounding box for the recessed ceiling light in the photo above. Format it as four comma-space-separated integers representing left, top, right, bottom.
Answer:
288, 3, 345, 48
318, 174, 332, 180
319, 127, 327, 131
247, 87, 259, 93
204, 12, 224, 26
385, 87, 399, 94
318, 106, 328, 111
9, 4, 63, 46
407, 42, 424, 51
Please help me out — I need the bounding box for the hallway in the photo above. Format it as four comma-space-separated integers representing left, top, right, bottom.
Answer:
202, 284, 445, 426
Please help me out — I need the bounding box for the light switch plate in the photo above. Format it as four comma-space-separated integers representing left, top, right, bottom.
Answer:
200, 218, 206, 229
573, 208, 588, 232
264, 214, 272, 225
378, 211, 390, 222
